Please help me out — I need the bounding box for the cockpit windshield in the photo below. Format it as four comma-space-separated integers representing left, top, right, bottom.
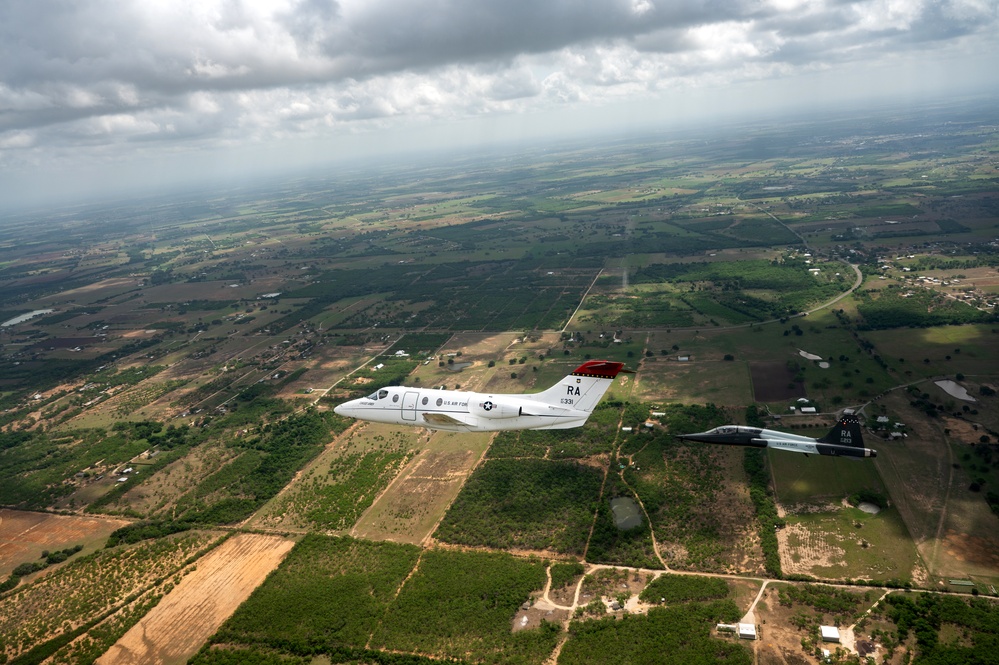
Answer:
367, 389, 390, 400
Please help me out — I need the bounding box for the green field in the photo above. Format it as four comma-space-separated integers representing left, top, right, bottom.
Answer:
251, 424, 415, 532
1, 103, 999, 665
370, 548, 558, 664
211, 535, 421, 652
435, 458, 604, 553
769, 449, 886, 506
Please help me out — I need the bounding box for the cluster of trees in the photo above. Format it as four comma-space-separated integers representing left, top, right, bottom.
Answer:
175, 409, 344, 525
777, 584, 869, 617
214, 535, 421, 654
856, 287, 994, 329
105, 521, 192, 547
634, 258, 824, 290
435, 458, 603, 554
0, 421, 195, 510
583, 293, 697, 328
560, 603, 749, 665
0, 545, 84, 595
616, 405, 738, 571
847, 489, 887, 510
585, 476, 661, 570
639, 574, 729, 605
885, 592, 999, 663
283, 258, 595, 332
487, 430, 552, 459
371, 548, 558, 664
549, 561, 586, 591
487, 404, 620, 461
629, 259, 846, 324
744, 449, 783, 578
193, 646, 455, 665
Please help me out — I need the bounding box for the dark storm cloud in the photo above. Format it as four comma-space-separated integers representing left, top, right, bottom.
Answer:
0, 0, 997, 199
1, 0, 762, 101
304, 0, 755, 71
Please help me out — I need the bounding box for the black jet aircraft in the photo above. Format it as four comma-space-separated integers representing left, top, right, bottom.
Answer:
677, 414, 876, 459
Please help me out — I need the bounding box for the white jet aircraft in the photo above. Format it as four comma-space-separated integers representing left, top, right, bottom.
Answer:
333, 360, 627, 432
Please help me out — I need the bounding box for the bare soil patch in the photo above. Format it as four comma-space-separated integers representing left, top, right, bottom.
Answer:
512, 605, 570, 632
0, 509, 131, 577
777, 523, 846, 576
98, 533, 295, 665
942, 530, 999, 568
750, 362, 806, 402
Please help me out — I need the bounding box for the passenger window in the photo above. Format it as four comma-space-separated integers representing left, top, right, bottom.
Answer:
422, 396, 429, 405
392, 394, 399, 403
436, 398, 443, 407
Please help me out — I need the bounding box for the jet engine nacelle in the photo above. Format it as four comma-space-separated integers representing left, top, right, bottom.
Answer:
470, 398, 522, 419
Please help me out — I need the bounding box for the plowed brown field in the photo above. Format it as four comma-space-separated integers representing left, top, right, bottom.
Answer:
97, 533, 295, 665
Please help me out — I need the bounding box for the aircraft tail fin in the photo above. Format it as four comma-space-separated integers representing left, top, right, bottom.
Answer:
818, 413, 865, 448
530, 360, 626, 413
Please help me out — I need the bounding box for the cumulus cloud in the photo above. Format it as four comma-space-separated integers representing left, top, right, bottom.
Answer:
0, 0, 997, 205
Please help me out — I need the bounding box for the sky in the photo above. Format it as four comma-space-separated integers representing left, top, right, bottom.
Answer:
1, 0, 998, 210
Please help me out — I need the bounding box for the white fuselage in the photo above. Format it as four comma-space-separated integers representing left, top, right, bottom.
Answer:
334, 386, 592, 431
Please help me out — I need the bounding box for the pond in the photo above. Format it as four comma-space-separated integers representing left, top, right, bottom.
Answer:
1, 309, 54, 327
609, 496, 643, 530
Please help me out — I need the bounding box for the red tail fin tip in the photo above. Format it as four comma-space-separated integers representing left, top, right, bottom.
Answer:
570, 360, 625, 378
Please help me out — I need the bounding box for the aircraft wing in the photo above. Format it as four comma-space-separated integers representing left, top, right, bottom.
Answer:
421, 412, 477, 429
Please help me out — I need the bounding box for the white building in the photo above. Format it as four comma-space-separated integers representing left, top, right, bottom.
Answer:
820, 626, 840, 643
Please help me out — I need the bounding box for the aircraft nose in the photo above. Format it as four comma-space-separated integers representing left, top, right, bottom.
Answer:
333, 402, 351, 417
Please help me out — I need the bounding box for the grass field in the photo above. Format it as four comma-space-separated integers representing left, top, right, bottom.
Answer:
872, 393, 999, 584
779, 505, 920, 582
633, 359, 753, 406
866, 324, 999, 380
351, 429, 493, 544
768, 449, 925, 583
249, 422, 416, 533
769, 451, 886, 507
